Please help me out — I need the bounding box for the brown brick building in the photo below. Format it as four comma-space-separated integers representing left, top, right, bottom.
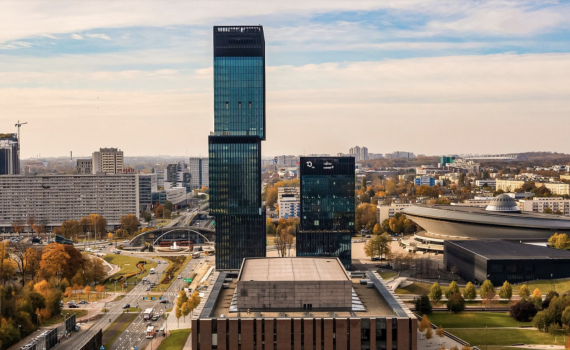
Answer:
192, 257, 417, 350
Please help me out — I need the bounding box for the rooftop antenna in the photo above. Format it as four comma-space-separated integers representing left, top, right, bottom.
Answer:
15, 120, 27, 151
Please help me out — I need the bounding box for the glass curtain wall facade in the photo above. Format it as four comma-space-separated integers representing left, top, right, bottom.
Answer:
209, 26, 266, 270
297, 157, 355, 269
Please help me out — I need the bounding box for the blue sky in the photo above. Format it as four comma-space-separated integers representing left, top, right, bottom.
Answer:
1, 1, 570, 158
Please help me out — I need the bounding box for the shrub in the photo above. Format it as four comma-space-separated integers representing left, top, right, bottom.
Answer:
447, 292, 466, 313
509, 299, 538, 322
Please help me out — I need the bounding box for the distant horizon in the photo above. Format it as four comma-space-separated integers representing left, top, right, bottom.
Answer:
20, 150, 570, 161
2, 2, 570, 157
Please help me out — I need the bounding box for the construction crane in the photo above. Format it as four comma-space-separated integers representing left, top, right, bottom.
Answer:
14, 120, 27, 150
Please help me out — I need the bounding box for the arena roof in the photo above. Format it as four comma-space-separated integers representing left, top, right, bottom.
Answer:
446, 240, 570, 260
404, 204, 570, 230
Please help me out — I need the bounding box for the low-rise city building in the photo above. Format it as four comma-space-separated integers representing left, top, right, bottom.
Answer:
518, 197, 570, 215
377, 202, 413, 224
193, 257, 417, 350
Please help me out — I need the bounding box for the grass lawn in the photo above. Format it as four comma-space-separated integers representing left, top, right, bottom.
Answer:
156, 329, 192, 350
104, 254, 157, 292
447, 329, 557, 347
395, 282, 431, 295
159, 256, 191, 290
43, 310, 87, 326
426, 312, 529, 329
378, 271, 398, 280
512, 279, 570, 294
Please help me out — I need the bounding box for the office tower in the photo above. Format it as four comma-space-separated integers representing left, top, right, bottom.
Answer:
92, 147, 124, 174
189, 157, 209, 188
297, 157, 355, 269
209, 26, 266, 270
138, 174, 158, 210
0, 133, 19, 175
165, 161, 190, 192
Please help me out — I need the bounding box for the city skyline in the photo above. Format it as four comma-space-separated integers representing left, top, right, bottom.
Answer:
2, 1, 570, 158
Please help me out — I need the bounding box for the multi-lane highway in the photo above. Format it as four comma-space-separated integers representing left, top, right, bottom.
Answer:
58, 257, 168, 350
109, 254, 201, 350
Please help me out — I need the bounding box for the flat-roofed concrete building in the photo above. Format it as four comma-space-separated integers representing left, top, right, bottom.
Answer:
0, 173, 139, 231
277, 186, 300, 219
193, 257, 417, 350
237, 258, 352, 311
92, 147, 124, 174
76, 158, 92, 174
445, 240, 570, 285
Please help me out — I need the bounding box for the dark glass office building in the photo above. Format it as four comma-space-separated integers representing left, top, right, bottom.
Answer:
0, 133, 19, 175
297, 157, 355, 269
209, 26, 266, 270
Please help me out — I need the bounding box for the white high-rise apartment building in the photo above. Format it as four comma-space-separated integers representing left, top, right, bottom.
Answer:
189, 157, 209, 188
0, 174, 139, 231
349, 146, 368, 161
92, 147, 124, 174
277, 187, 300, 218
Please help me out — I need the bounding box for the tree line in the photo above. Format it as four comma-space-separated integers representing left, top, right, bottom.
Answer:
0, 242, 108, 349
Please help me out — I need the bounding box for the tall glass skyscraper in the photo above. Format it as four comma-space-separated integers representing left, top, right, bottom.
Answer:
209, 26, 266, 270
297, 157, 355, 269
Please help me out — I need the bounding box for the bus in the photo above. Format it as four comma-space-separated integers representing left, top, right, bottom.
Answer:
143, 308, 153, 320
145, 326, 155, 339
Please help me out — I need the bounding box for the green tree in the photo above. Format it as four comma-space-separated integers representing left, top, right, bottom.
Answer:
415, 295, 432, 314
499, 281, 513, 300
463, 282, 477, 301
355, 203, 377, 232
447, 293, 466, 313
445, 281, 460, 299
266, 219, 276, 236
363, 233, 391, 260
480, 280, 495, 299
429, 282, 443, 304
519, 284, 530, 300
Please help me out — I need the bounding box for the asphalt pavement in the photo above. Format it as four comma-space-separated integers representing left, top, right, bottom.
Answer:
57, 256, 168, 350
108, 254, 199, 350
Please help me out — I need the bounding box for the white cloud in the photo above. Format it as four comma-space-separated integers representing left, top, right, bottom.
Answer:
40, 33, 57, 39
2, 53, 570, 157
0, 41, 32, 50
86, 33, 111, 40
71, 33, 83, 40
0, 0, 567, 45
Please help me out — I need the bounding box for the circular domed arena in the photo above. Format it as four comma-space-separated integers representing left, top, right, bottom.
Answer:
402, 194, 570, 246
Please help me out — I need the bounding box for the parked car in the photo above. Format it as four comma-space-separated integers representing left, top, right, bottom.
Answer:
123, 304, 131, 309
78, 300, 88, 304
159, 300, 169, 304
371, 257, 380, 261
68, 304, 79, 308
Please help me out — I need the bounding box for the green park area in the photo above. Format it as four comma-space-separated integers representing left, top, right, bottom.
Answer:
103, 254, 157, 292
156, 329, 192, 350
428, 312, 526, 328
448, 329, 558, 348
421, 313, 563, 349
378, 271, 398, 280
395, 282, 431, 295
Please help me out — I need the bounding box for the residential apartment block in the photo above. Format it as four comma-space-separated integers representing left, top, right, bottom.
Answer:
189, 157, 209, 188
496, 179, 570, 195
0, 174, 139, 231
377, 202, 413, 224
92, 147, 124, 174
519, 197, 570, 215
76, 158, 92, 174
277, 186, 300, 219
